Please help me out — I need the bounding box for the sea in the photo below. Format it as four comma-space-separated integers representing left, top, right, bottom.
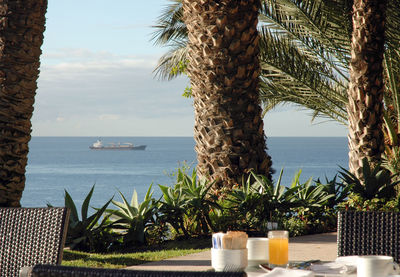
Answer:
21, 137, 349, 209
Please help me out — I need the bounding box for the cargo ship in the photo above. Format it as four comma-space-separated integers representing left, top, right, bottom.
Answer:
89, 140, 146, 150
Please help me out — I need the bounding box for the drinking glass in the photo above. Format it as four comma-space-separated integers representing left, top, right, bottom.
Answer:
268, 230, 289, 268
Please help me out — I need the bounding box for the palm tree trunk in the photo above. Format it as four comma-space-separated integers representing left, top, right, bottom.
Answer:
347, 0, 387, 181
182, 0, 273, 190
0, 0, 47, 207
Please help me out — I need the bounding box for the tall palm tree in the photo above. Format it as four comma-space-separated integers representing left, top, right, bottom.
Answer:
153, 0, 400, 180
347, 0, 387, 179
260, 0, 390, 179
180, 0, 273, 189
0, 0, 48, 207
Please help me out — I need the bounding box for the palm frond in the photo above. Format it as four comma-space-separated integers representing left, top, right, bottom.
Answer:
151, 0, 186, 46
258, 29, 348, 124
386, 0, 400, 53
153, 44, 188, 80
261, 0, 352, 75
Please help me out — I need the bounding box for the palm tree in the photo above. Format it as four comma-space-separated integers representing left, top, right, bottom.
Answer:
347, 0, 387, 179
0, 0, 48, 207
153, 0, 400, 180
180, 0, 273, 189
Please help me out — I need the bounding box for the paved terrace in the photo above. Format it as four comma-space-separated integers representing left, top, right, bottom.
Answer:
127, 232, 337, 271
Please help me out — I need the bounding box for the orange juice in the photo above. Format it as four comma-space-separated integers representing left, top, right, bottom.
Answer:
268, 237, 288, 266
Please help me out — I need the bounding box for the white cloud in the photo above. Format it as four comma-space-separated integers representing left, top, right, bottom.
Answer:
41, 49, 158, 69
98, 114, 120, 121
33, 48, 193, 136
32, 47, 347, 137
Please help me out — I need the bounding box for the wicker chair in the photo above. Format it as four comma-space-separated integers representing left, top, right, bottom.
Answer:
20, 264, 247, 277
337, 210, 400, 263
0, 207, 70, 277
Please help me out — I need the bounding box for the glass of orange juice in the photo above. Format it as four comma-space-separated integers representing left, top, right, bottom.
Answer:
268, 230, 289, 268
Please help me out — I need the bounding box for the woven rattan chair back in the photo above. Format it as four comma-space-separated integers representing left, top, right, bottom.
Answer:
337, 210, 400, 263
25, 264, 247, 277
0, 207, 70, 277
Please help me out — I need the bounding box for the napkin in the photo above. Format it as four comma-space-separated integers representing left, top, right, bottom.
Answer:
310, 262, 356, 275
262, 268, 315, 277
335, 256, 359, 267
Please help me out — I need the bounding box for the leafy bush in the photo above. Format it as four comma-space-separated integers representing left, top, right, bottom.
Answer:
282, 217, 308, 237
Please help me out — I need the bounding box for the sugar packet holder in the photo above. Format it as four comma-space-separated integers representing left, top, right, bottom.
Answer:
212, 231, 248, 249
211, 231, 248, 271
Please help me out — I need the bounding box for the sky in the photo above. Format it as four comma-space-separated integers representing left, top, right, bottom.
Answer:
31, 0, 348, 137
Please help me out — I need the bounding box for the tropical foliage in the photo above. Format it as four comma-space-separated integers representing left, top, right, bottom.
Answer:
54, 164, 358, 252
106, 185, 158, 246
339, 158, 400, 211
60, 185, 113, 252
339, 158, 399, 200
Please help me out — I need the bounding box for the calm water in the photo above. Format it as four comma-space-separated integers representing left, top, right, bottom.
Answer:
21, 137, 348, 208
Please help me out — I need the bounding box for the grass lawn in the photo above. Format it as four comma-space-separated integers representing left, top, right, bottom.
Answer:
62, 237, 211, 269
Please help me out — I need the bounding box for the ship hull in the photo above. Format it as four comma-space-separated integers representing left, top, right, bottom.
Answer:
90, 145, 146, 150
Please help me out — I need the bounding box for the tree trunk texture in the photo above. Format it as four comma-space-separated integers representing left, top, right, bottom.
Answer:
0, 0, 47, 207
347, 0, 387, 181
182, 0, 273, 190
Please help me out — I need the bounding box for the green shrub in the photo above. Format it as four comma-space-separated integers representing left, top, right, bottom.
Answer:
282, 217, 308, 237
338, 193, 400, 211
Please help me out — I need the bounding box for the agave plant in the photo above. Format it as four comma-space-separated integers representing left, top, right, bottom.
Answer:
224, 175, 262, 230
225, 170, 301, 231
292, 171, 334, 208
382, 146, 400, 180
107, 185, 157, 245
158, 184, 189, 237
339, 158, 400, 200
289, 171, 335, 227
176, 168, 219, 234
63, 185, 113, 252
315, 175, 350, 209
253, 169, 301, 219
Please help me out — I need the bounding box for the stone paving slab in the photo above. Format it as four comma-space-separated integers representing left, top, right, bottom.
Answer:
126, 232, 338, 271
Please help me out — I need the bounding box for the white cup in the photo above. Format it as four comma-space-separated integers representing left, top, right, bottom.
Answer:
211, 248, 248, 272
247, 237, 269, 266
357, 255, 399, 277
